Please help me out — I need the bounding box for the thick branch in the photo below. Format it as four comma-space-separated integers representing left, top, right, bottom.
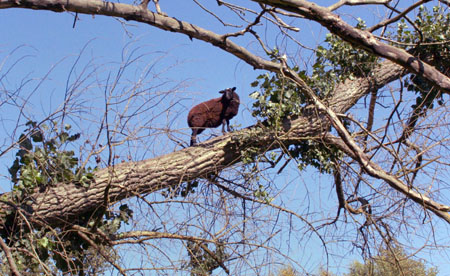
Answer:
2, 0, 450, 95
0, 0, 449, 227
252, 0, 450, 94
0, 59, 421, 227
0, 0, 283, 74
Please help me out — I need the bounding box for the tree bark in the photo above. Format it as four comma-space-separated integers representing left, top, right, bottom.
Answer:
1, 0, 449, 94
0, 0, 449, 227
0, 59, 426, 227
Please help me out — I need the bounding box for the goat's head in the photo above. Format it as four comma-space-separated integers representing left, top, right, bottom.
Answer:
219, 87, 236, 101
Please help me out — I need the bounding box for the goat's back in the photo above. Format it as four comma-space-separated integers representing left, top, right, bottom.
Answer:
187, 97, 224, 128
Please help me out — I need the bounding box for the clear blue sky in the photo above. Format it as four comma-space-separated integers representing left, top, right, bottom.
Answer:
1, 1, 449, 275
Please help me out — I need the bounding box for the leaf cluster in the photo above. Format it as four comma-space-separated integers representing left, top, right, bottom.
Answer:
162, 180, 199, 198
250, 69, 308, 129
8, 121, 94, 203
1, 121, 133, 274
313, 19, 378, 97
247, 20, 377, 178
396, 6, 450, 115
288, 141, 343, 174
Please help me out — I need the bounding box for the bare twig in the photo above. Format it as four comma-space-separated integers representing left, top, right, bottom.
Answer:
0, 238, 20, 276
74, 225, 127, 276
267, 9, 299, 31
440, 0, 450, 6
140, 0, 149, 9
193, 0, 241, 27
368, 0, 430, 32
224, 9, 265, 38
328, 0, 391, 11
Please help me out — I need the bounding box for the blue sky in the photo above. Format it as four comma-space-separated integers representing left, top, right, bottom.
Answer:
1, 1, 450, 275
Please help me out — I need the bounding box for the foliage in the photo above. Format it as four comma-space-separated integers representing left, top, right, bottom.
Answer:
344, 246, 438, 276
246, 7, 450, 203
247, 20, 372, 176
2, 1, 450, 275
0, 121, 132, 274
249, 68, 309, 129
8, 121, 93, 202
395, 6, 450, 131
314, 18, 378, 96
288, 140, 343, 174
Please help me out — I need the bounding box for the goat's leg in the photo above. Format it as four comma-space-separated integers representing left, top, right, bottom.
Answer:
221, 118, 227, 134
226, 119, 231, 132
190, 129, 198, 146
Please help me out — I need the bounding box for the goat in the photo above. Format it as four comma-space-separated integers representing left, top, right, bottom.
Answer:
187, 87, 240, 146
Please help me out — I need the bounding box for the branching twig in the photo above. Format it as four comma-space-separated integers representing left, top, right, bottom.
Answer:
73, 225, 127, 276
0, 238, 20, 276
328, 0, 391, 11
368, 0, 428, 33
140, 0, 150, 9
224, 9, 266, 38
193, 0, 241, 27
267, 9, 299, 31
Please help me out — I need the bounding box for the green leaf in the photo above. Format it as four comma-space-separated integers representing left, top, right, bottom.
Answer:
38, 237, 49, 249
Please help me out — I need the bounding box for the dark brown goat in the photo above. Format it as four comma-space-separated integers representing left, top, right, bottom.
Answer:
187, 87, 240, 146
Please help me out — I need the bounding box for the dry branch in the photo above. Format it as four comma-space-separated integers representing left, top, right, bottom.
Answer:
2, 0, 450, 95
328, 0, 391, 11
0, 0, 449, 228
0, 57, 447, 228
0, 238, 20, 276
252, 0, 450, 94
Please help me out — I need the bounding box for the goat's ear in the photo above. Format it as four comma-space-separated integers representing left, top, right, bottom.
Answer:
219, 90, 224, 94
231, 87, 236, 91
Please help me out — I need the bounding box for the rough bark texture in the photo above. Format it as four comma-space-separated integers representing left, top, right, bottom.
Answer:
0, 60, 408, 226
0, 0, 449, 226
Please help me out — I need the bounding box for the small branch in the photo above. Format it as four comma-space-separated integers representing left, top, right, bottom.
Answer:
198, 242, 230, 275
375, 34, 450, 47
74, 225, 127, 276
140, 0, 149, 10
110, 230, 215, 245
323, 133, 450, 223
440, 0, 450, 6
266, 8, 299, 31
400, 140, 425, 185
193, 0, 241, 27
0, 238, 20, 276
72, 12, 79, 28
368, 0, 430, 33
224, 9, 265, 39
254, 0, 450, 94
153, 0, 165, 15
249, 29, 272, 55
364, 88, 377, 144
276, 157, 291, 174
328, 0, 391, 11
